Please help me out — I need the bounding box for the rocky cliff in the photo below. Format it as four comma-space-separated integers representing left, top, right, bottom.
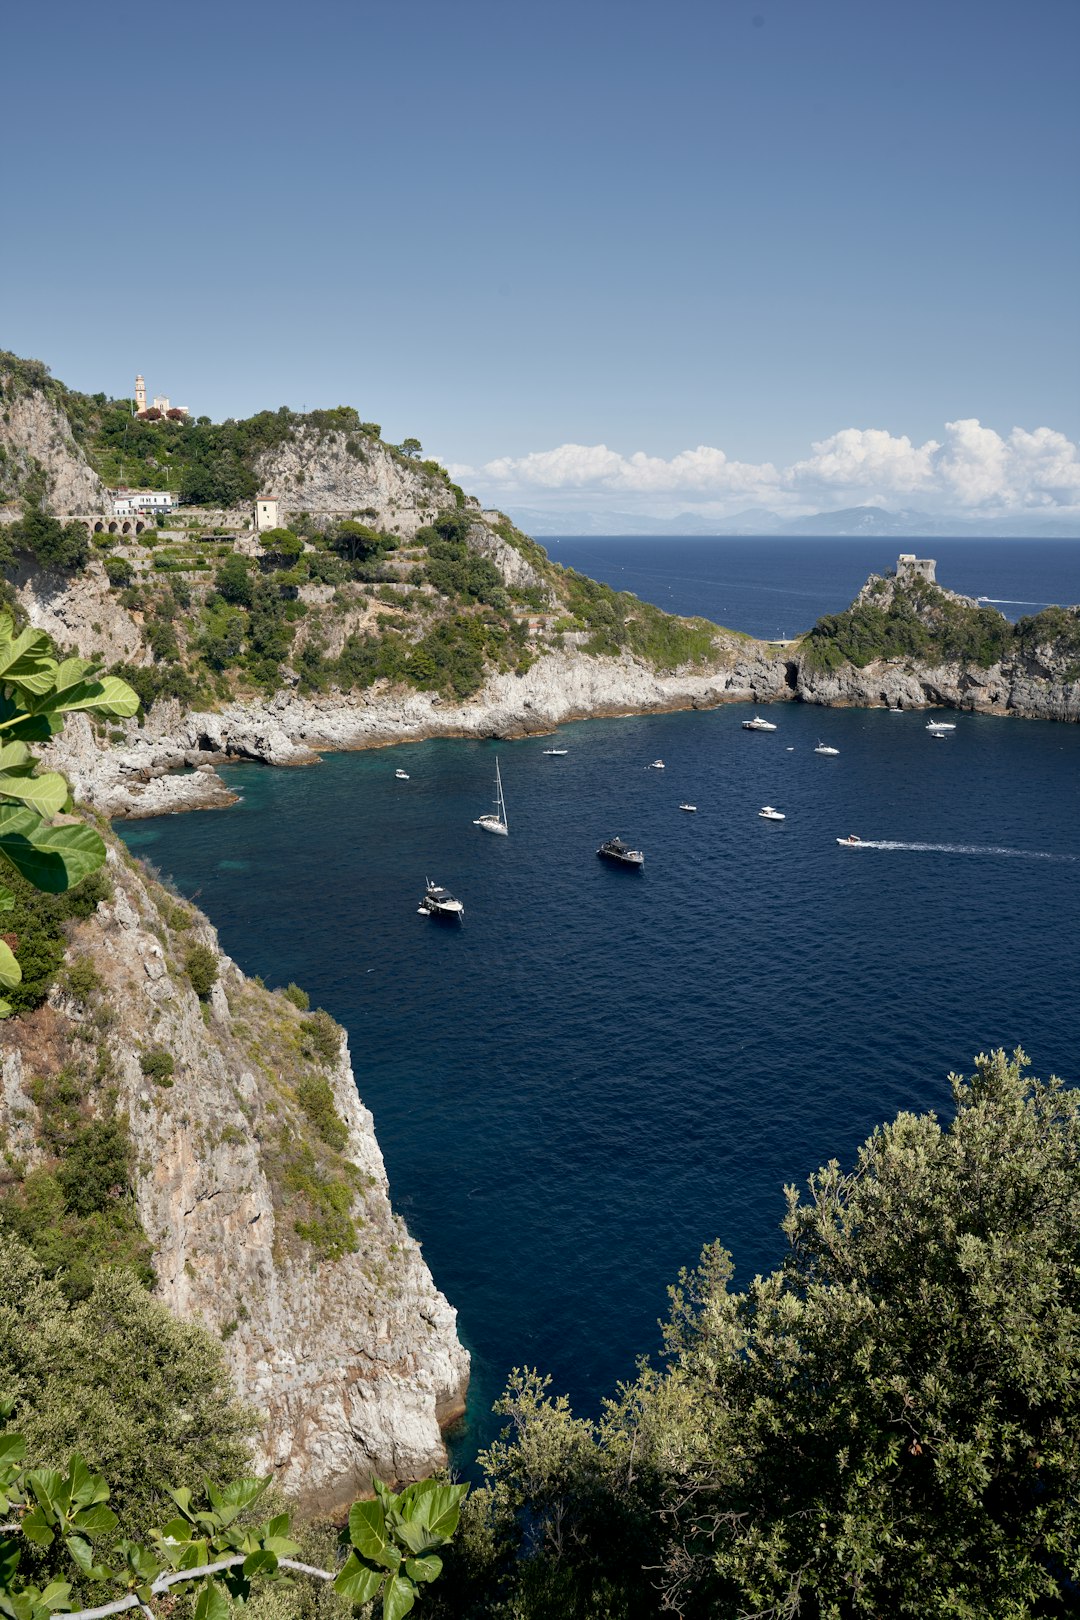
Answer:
0, 836, 468, 1512
250, 429, 454, 538
0, 360, 108, 518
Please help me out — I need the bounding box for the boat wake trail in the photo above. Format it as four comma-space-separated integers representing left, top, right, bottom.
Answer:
854, 840, 1079, 863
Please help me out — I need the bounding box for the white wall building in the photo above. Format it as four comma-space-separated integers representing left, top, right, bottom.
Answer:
255, 495, 280, 531
112, 489, 178, 516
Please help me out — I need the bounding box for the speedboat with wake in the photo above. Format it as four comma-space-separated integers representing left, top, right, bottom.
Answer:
742, 715, 777, 732
836, 834, 863, 846
418, 881, 465, 920
758, 806, 785, 820
925, 720, 956, 733
597, 836, 644, 867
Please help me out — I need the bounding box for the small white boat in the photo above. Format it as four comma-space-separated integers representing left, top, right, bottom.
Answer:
473, 756, 509, 836
758, 806, 785, 821
836, 834, 862, 846
679, 803, 697, 813
395, 768, 410, 780
925, 720, 956, 733
647, 759, 665, 770
814, 742, 839, 756
742, 715, 777, 732
786, 746, 795, 751
542, 747, 568, 756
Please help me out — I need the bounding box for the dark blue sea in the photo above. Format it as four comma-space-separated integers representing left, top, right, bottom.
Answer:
543, 534, 1080, 639
116, 537, 1080, 1464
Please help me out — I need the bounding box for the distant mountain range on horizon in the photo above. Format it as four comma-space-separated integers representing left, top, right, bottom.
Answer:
509, 504, 1080, 540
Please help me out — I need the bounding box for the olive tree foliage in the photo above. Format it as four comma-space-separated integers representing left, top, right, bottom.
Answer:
0, 612, 138, 1014
449, 1051, 1080, 1619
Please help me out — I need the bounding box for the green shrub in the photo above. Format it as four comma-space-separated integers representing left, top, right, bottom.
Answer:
283, 981, 310, 1010
0, 1233, 254, 1538
62, 956, 102, 1006
55, 1118, 133, 1217
185, 943, 218, 999
295, 1074, 349, 1151
302, 1008, 340, 1064
104, 555, 134, 588
139, 1047, 175, 1084
1, 867, 113, 1015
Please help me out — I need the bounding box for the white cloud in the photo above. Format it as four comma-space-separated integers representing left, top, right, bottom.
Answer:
787, 428, 940, 494
453, 419, 1080, 519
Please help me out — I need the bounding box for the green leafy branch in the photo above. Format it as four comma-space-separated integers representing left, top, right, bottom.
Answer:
1, 1403, 466, 1620
0, 612, 138, 1017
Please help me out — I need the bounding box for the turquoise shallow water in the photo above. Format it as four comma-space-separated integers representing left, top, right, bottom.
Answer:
116, 538, 1080, 1463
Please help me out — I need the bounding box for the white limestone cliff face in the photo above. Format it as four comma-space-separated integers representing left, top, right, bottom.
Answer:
251, 432, 449, 538
0, 843, 469, 1512
13, 557, 148, 666
0, 375, 107, 518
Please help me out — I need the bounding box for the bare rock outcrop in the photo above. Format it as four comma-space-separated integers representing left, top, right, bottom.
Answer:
0, 372, 108, 518
0, 842, 469, 1512
252, 432, 448, 538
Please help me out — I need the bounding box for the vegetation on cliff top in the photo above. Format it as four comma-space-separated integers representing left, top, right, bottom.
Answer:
803, 571, 1080, 677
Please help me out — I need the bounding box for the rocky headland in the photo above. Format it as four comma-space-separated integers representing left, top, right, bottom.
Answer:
0, 833, 469, 1512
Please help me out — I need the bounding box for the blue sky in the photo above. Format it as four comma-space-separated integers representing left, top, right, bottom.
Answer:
3, 0, 1078, 522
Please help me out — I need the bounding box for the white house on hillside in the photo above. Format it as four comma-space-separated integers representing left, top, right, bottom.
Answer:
112, 489, 178, 516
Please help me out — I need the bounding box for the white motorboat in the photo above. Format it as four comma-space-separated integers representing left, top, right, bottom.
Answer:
542, 747, 568, 756
473, 756, 509, 836
814, 742, 840, 756
647, 759, 665, 769
758, 806, 785, 820
395, 768, 410, 779
418, 880, 464, 920
679, 803, 697, 813
836, 834, 863, 846
742, 715, 777, 732
925, 720, 956, 733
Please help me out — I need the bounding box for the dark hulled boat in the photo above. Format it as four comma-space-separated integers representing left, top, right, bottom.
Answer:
597, 836, 644, 868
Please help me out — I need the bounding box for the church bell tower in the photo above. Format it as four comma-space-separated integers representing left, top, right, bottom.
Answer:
134, 374, 146, 414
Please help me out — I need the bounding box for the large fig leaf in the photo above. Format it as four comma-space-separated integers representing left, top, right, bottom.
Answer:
0, 809, 106, 893
333, 1552, 383, 1604
0, 771, 69, 819
34, 664, 140, 719
382, 1570, 418, 1620
348, 1499, 396, 1568
0, 940, 20, 991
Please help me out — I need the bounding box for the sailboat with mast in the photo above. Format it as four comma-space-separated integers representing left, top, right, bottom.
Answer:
473, 756, 509, 836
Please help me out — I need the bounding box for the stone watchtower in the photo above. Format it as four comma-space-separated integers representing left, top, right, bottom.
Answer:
896, 552, 936, 584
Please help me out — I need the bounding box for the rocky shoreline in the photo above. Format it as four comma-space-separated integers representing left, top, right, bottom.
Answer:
45, 640, 1080, 821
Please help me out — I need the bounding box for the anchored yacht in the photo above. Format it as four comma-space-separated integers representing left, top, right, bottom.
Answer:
814, 742, 840, 756
742, 715, 777, 732
473, 757, 509, 836
418, 881, 465, 921
597, 836, 644, 867
758, 806, 785, 821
